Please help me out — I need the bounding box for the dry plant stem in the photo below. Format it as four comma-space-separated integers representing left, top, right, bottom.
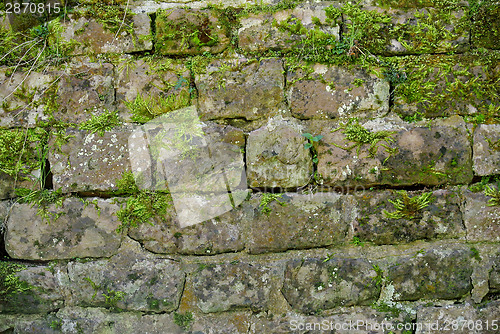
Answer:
112, 0, 130, 44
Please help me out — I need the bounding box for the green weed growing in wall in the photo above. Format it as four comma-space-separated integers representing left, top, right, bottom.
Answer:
79, 109, 122, 136
0, 261, 31, 302
484, 183, 500, 206
125, 90, 191, 124
174, 311, 194, 330
383, 191, 434, 220
302, 133, 323, 164
259, 193, 285, 214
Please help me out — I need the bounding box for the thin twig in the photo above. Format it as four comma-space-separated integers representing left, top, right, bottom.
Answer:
112, 0, 130, 45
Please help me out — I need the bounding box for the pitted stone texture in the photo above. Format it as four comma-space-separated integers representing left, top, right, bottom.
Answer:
241, 192, 352, 254
415, 301, 500, 334
191, 261, 274, 313
0, 69, 54, 128
287, 63, 389, 120
316, 116, 473, 187
490, 253, 500, 293
49, 127, 133, 193
67, 242, 185, 312
388, 247, 473, 301
471, 1, 500, 49
463, 188, 500, 242
473, 124, 500, 176
115, 58, 190, 117
351, 5, 469, 55
61, 13, 152, 55
0, 263, 67, 314
353, 189, 465, 245
155, 8, 229, 55
282, 257, 381, 314
196, 58, 284, 121
191, 311, 254, 334
246, 119, 312, 188
128, 205, 244, 255
238, 3, 340, 53
54, 60, 115, 124
5, 198, 122, 260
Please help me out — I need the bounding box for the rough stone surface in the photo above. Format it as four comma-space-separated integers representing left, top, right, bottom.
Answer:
316, 116, 473, 187
473, 124, 500, 176
196, 58, 284, 121
238, 3, 340, 53
66, 240, 185, 312
49, 126, 133, 193
5, 198, 122, 260
282, 257, 381, 314
287, 64, 389, 120
191, 261, 274, 313
246, 119, 312, 188
155, 8, 229, 55
388, 247, 473, 301
54, 59, 115, 124
490, 253, 500, 293
463, 188, 500, 242
0, 262, 67, 314
241, 192, 353, 254
353, 189, 465, 245
61, 14, 152, 55
415, 301, 500, 334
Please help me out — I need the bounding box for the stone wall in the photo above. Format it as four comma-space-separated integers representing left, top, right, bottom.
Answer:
0, 0, 499, 333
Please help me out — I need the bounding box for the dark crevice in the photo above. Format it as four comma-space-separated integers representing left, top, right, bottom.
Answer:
42, 158, 53, 190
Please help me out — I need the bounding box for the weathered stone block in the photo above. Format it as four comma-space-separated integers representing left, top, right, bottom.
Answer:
66, 242, 185, 312
473, 124, 500, 176
49, 127, 133, 193
54, 60, 115, 124
61, 13, 152, 55
155, 8, 229, 55
287, 63, 389, 120
191, 261, 273, 313
241, 192, 352, 254
353, 189, 465, 245
471, 1, 500, 49
282, 257, 381, 314
238, 3, 340, 53
246, 119, 312, 188
316, 116, 473, 187
0, 262, 67, 314
490, 253, 500, 293
5, 198, 122, 260
463, 188, 500, 242
196, 58, 284, 121
388, 247, 473, 301
114, 58, 191, 119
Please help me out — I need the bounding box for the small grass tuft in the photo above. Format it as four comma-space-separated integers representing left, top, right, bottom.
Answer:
259, 193, 285, 214
79, 109, 122, 136
484, 183, 500, 206
383, 191, 434, 220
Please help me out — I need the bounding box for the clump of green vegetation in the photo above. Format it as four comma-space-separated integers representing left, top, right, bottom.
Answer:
15, 188, 66, 223
125, 91, 191, 124
103, 288, 126, 310
371, 264, 385, 287
468, 175, 500, 193
259, 193, 285, 214
0, 261, 31, 302
484, 183, 500, 206
302, 133, 323, 164
383, 191, 434, 220
332, 118, 396, 157
76, 0, 134, 34
350, 236, 365, 246
470, 247, 481, 261
173, 311, 194, 330
79, 109, 122, 136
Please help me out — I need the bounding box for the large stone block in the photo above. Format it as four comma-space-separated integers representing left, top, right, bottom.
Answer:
61, 13, 152, 55
66, 241, 185, 312
282, 257, 381, 314
287, 63, 389, 120
388, 247, 473, 301
463, 188, 500, 242
473, 124, 500, 176
246, 119, 312, 188
196, 58, 284, 121
49, 127, 133, 193
155, 8, 229, 55
191, 261, 274, 313
238, 3, 340, 53
316, 116, 473, 187
240, 192, 353, 254
5, 198, 123, 260
353, 189, 465, 245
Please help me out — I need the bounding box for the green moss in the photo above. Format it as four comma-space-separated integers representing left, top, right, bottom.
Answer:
125, 90, 191, 124
15, 188, 66, 223
76, 0, 134, 35
470, 0, 500, 49
383, 191, 434, 220
470, 247, 482, 261
259, 193, 285, 214
484, 183, 500, 206
0, 261, 31, 303
173, 311, 194, 330
79, 109, 122, 136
